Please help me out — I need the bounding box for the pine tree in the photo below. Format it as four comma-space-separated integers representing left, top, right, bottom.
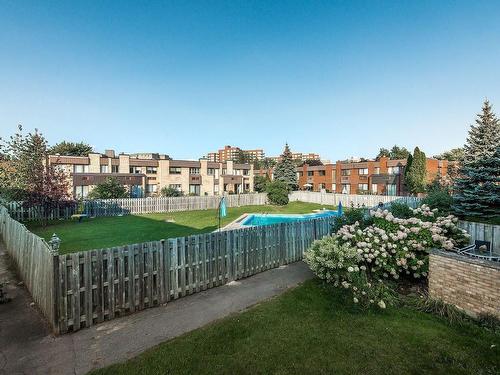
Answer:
453, 101, 500, 219
273, 143, 298, 190
463, 100, 500, 162
405, 147, 427, 195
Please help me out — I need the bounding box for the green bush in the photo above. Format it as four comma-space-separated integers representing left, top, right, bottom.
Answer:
422, 190, 453, 214
266, 180, 289, 206
331, 207, 369, 233
389, 202, 413, 218
160, 186, 183, 197
254, 175, 270, 193
87, 177, 129, 199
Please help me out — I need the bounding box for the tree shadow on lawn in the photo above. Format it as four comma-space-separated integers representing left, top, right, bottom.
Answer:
27, 214, 221, 254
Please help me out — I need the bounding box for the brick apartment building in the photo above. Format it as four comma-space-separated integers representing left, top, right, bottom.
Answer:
258, 157, 454, 196
270, 151, 321, 163
49, 150, 254, 198
207, 145, 264, 163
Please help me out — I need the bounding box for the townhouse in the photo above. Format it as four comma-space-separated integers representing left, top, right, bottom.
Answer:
49, 150, 254, 198
258, 156, 454, 196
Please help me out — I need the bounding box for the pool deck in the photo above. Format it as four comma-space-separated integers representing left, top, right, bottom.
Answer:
220, 209, 338, 231
220, 213, 250, 231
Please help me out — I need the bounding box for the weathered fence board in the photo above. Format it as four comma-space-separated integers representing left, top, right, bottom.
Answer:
3, 191, 420, 222
458, 221, 500, 254
2, 194, 268, 221
289, 191, 421, 208
0, 206, 57, 329
54, 216, 334, 333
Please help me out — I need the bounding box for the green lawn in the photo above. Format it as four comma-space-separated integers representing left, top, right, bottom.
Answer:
91, 279, 499, 375
28, 202, 336, 253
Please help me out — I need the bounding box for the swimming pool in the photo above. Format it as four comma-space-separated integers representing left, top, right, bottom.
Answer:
241, 210, 339, 226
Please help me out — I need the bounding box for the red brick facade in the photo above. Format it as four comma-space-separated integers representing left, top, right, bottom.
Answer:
259, 157, 454, 196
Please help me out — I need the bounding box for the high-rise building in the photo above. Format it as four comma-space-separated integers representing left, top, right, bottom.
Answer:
206, 145, 264, 162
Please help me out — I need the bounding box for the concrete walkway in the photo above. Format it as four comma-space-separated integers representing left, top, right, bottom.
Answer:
0, 241, 313, 375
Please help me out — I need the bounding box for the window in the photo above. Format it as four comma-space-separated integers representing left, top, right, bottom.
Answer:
358, 183, 368, 192
318, 183, 326, 190
129, 166, 142, 174
374, 167, 380, 174
341, 169, 351, 176
214, 184, 219, 194
358, 168, 368, 175
112, 165, 119, 173
234, 169, 242, 175
318, 170, 326, 176
307, 171, 314, 176
388, 166, 401, 175
332, 183, 336, 192
297, 171, 303, 177
242, 169, 249, 176
222, 168, 227, 175
100, 165, 109, 173
146, 184, 157, 193
387, 184, 397, 195
341, 184, 351, 194
244, 183, 250, 191
74, 185, 89, 198
169, 167, 182, 174
189, 167, 200, 174
73, 165, 89, 173
371, 184, 378, 194
169, 184, 182, 191
189, 184, 201, 195
207, 168, 215, 175
146, 166, 157, 174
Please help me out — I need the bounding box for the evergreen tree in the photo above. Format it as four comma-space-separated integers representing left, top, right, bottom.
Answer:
273, 144, 298, 190
404, 153, 413, 180
453, 101, 500, 219
405, 147, 427, 194
463, 100, 500, 162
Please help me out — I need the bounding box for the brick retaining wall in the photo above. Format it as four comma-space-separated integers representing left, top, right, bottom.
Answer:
429, 250, 500, 318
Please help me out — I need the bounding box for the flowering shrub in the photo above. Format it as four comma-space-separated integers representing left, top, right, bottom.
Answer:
305, 204, 470, 308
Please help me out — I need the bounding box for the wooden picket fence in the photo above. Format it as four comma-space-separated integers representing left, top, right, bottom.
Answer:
2, 194, 268, 222
54, 217, 333, 333
289, 191, 421, 209
83, 193, 268, 217
3, 192, 420, 222
0, 206, 57, 325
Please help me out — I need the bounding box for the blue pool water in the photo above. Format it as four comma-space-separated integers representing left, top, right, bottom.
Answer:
242, 210, 339, 226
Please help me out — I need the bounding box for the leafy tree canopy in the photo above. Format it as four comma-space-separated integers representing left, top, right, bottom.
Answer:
254, 175, 270, 193
160, 186, 183, 197
49, 141, 93, 156
0, 125, 72, 223
87, 177, 129, 199
376, 145, 411, 160
301, 159, 323, 166
433, 148, 464, 161
253, 157, 276, 170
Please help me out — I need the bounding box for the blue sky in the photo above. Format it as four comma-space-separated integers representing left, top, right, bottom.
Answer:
1, 1, 499, 161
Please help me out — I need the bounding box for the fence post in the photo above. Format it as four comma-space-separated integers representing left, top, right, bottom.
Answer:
48, 233, 61, 334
